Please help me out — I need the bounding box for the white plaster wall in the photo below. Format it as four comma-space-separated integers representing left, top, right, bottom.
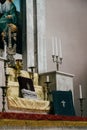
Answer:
46, 0, 87, 116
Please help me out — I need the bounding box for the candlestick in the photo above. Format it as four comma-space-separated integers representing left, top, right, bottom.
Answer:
52, 37, 63, 71
44, 81, 51, 101
79, 98, 85, 117
55, 37, 58, 56
47, 75, 49, 82
31, 50, 34, 67
79, 84, 82, 99
0, 86, 7, 112
29, 50, 34, 67
52, 55, 63, 71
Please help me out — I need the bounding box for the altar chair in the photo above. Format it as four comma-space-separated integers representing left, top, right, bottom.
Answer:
51, 90, 76, 116
6, 67, 50, 113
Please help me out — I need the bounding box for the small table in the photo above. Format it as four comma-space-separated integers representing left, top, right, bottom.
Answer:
0, 86, 8, 112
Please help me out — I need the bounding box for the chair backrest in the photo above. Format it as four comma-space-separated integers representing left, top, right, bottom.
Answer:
18, 76, 35, 97
51, 90, 76, 116
7, 67, 44, 100
7, 68, 39, 85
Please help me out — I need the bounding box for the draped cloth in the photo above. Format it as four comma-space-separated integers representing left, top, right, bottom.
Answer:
51, 90, 76, 116
7, 96, 50, 113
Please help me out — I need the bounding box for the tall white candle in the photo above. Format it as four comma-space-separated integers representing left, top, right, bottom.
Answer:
55, 37, 58, 56
59, 38, 62, 58
52, 37, 55, 55
79, 84, 82, 99
47, 75, 49, 82
29, 52, 32, 67
31, 51, 34, 67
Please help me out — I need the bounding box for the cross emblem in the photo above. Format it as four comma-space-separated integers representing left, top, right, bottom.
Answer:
61, 100, 66, 107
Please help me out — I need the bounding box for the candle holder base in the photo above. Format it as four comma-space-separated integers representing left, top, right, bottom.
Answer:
0, 86, 8, 112
44, 81, 51, 101
28, 66, 35, 81
79, 98, 85, 117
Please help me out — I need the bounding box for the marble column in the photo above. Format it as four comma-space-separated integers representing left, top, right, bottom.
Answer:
37, 0, 47, 73
26, 0, 34, 70
26, 0, 47, 73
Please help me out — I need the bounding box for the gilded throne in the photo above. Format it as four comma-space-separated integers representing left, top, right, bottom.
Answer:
6, 65, 50, 113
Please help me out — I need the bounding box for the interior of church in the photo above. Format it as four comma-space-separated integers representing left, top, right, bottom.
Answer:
0, 0, 87, 129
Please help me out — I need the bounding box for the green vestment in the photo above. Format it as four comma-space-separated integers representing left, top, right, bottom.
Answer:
0, 2, 17, 33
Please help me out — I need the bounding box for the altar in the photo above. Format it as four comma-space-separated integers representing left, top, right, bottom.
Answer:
0, 0, 87, 129
0, 58, 86, 130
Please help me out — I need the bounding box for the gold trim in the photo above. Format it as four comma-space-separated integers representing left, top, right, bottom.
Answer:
0, 119, 87, 127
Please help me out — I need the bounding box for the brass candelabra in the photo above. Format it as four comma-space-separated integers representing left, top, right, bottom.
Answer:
52, 55, 63, 71
15, 59, 23, 80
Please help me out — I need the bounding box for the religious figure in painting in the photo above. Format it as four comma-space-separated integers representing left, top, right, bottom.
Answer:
0, 0, 17, 49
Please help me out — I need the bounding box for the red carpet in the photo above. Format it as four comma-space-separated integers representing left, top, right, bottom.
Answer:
0, 112, 87, 121
0, 112, 87, 127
